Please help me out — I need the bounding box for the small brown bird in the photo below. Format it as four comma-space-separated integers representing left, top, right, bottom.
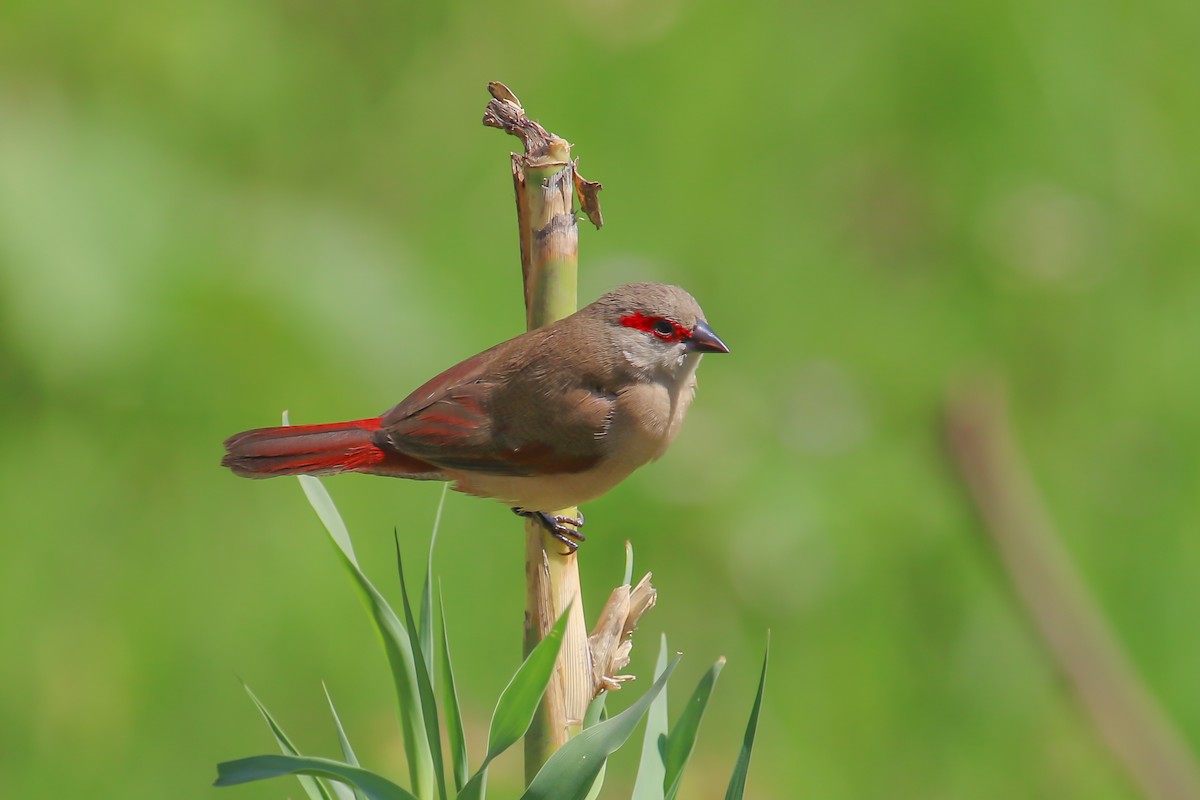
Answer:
222, 282, 729, 549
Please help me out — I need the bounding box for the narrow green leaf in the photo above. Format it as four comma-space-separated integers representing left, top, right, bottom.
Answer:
457, 610, 572, 800
662, 657, 725, 800
631, 636, 670, 800
581, 762, 607, 800
297, 474, 359, 567
579, 687, 610, 800
282, 414, 357, 567
419, 485, 448, 685
724, 636, 769, 800
329, 773, 361, 800
455, 769, 486, 800
521, 655, 682, 800
396, 538, 449, 800
294, 474, 434, 800
438, 587, 469, 793
483, 608, 571, 764
215, 754, 419, 800
241, 682, 333, 800
622, 540, 634, 587
583, 693, 607, 729
324, 682, 366, 800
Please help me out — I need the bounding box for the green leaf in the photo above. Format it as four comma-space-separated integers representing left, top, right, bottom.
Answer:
483, 608, 571, 764
724, 636, 769, 800
579, 694, 610, 800
583, 693, 607, 729
455, 769, 486, 800
456, 608, 572, 800
630, 635, 671, 800
241, 682, 333, 800
283, 413, 359, 568
328, 772, 362, 800
396, 537, 448, 800
294, 473, 434, 800
622, 540, 634, 587
662, 657, 725, 800
215, 754, 419, 800
438, 587, 469, 794
521, 655, 681, 800
297, 473, 359, 565
581, 761, 607, 800
324, 682, 365, 800
419, 485, 448, 685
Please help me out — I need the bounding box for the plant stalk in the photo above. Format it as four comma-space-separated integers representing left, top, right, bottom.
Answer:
482, 82, 603, 783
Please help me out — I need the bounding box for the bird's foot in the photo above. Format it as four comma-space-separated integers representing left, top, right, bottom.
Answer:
513, 508, 586, 554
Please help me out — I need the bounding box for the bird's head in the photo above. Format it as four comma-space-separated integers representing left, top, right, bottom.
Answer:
590, 283, 729, 378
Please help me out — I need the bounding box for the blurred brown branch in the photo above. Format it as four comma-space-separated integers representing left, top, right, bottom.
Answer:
943, 379, 1200, 800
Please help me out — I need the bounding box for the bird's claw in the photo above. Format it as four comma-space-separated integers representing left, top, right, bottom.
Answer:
513, 508, 586, 554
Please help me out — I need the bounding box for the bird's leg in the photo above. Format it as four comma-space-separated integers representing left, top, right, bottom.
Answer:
513, 508, 586, 553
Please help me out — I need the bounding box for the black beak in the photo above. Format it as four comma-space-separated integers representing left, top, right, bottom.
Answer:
687, 320, 730, 354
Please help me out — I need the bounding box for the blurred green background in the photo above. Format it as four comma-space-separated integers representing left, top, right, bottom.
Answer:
2, 0, 1198, 797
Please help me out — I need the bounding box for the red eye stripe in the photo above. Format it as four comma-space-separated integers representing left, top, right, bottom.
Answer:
619, 312, 691, 342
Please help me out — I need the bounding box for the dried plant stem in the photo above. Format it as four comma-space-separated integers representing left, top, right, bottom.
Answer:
943, 380, 1200, 800
483, 81, 602, 782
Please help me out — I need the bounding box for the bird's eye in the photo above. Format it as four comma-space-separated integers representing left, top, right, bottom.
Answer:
618, 312, 687, 342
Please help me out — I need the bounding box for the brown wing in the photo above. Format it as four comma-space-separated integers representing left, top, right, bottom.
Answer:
375, 342, 613, 477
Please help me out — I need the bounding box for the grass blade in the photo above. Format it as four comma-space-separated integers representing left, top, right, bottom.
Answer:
329, 774, 361, 800
582, 762, 607, 800
662, 657, 725, 800
324, 682, 365, 800
455, 770, 486, 800
297, 473, 359, 566
419, 485, 448, 685
521, 655, 681, 800
630, 635, 670, 800
584, 693, 607, 729
622, 540, 634, 587
724, 636, 769, 800
215, 754, 418, 800
282, 413, 358, 567
396, 537, 448, 800
438, 587, 469, 793
241, 682, 333, 800
578, 691, 610, 800
484, 608, 571, 764
456, 608, 573, 799
294, 474, 434, 800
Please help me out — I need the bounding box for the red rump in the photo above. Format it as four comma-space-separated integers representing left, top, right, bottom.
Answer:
619, 312, 691, 343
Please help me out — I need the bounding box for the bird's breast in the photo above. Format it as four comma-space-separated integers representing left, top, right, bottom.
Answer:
606, 379, 688, 461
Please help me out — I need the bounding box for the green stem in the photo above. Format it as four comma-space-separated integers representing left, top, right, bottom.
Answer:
483, 82, 602, 785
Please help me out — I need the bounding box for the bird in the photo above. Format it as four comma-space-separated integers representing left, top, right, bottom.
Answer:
222, 282, 729, 550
